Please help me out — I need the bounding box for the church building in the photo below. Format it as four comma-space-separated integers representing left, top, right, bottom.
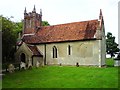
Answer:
15, 6, 106, 67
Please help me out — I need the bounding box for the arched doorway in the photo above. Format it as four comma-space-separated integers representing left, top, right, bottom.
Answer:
20, 53, 26, 63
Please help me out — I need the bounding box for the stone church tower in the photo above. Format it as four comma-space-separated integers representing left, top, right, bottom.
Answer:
23, 5, 42, 35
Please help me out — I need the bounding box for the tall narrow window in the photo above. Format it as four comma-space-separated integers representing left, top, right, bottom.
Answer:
53, 46, 57, 58
29, 19, 32, 28
68, 45, 71, 55
31, 19, 34, 28
26, 19, 29, 28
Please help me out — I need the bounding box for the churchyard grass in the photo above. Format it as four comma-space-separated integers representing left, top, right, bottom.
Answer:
2, 58, 119, 88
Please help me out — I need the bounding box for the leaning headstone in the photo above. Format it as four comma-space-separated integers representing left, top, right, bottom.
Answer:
36, 61, 40, 68
114, 60, 120, 66
20, 62, 26, 69
114, 53, 120, 66
8, 64, 15, 73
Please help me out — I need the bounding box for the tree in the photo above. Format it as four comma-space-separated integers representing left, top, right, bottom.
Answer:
2, 16, 17, 63
106, 32, 119, 58
14, 21, 23, 33
42, 21, 50, 26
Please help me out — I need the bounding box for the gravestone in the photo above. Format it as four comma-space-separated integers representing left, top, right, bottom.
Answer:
114, 52, 120, 66
8, 64, 15, 73
36, 61, 40, 68
20, 62, 26, 69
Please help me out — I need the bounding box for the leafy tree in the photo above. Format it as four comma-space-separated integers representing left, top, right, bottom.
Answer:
42, 21, 50, 26
2, 16, 17, 63
14, 21, 23, 33
2, 16, 23, 62
106, 32, 119, 58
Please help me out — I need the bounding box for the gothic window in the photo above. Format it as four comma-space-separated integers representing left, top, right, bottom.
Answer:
53, 46, 57, 58
68, 45, 71, 55
26, 19, 31, 28
26, 19, 29, 28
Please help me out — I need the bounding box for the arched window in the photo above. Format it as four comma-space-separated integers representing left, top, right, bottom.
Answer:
53, 46, 57, 58
20, 53, 26, 63
68, 45, 71, 55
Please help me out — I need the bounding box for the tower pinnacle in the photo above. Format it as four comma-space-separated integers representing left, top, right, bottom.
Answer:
99, 9, 103, 20
40, 9, 42, 15
24, 7, 27, 14
33, 5, 36, 13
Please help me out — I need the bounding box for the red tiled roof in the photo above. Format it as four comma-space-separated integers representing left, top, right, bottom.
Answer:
23, 19, 100, 44
27, 45, 43, 56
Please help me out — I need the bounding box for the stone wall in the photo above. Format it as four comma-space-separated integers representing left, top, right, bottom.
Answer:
36, 45, 46, 65
15, 43, 44, 67
101, 22, 106, 66
37, 40, 105, 66
15, 42, 32, 64
32, 57, 44, 66
16, 36, 106, 67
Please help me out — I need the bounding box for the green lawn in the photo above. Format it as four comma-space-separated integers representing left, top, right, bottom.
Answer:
2, 58, 119, 88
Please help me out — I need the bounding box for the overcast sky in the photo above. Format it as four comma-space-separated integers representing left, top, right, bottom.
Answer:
0, 0, 119, 42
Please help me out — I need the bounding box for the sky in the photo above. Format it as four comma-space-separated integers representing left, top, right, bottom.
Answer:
0, 0, 119, 43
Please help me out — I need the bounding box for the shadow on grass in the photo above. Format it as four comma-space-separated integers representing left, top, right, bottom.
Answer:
107, 65, 114, 67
